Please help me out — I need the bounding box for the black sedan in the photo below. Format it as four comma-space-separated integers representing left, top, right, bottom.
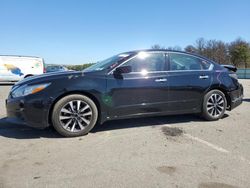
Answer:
6, 50, 243, 137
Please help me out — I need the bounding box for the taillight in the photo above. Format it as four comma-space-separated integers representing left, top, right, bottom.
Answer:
229, 73, 238, 80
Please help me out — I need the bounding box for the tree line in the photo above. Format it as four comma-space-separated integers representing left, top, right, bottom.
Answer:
66, 63, 94, 71
152, 38, 250, 68
66, 38, 250, 71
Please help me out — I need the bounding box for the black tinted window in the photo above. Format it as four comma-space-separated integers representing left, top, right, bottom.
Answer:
169, 53, 210, 71
84, 53, 135, 72
124, 52, 165, 72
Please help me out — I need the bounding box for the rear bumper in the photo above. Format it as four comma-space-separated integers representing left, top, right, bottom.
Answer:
5, 96, 50, 129
228, 83, 244, 110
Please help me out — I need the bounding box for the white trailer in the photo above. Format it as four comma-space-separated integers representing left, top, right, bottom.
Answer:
0, 55, 45, 82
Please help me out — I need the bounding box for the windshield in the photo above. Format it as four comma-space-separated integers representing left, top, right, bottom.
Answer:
83, 53, 135, 72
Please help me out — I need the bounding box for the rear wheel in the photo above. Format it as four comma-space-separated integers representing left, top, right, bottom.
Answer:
52, 94, 98, 137
202, 90, 227, 121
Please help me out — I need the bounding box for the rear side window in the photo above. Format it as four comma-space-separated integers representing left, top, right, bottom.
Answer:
169, 53, 210, 71
123, 52, 166, 72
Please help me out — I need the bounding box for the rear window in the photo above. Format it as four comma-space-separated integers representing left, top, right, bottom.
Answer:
169, 53, 211, 71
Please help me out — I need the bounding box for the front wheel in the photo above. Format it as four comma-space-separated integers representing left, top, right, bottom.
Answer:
202, 90, 227, 121
52, 94, 98, 137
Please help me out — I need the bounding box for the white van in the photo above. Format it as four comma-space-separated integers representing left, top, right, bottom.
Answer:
0, 55, 45, 82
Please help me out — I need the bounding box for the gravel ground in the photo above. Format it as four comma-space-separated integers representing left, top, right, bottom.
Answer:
0, 80, 250, 188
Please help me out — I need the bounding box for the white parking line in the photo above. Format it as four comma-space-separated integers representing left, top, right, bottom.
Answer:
238, 156, 250, 165
184, 133, 229, 153
162, 124, 250, 165
184, 133, 250, 165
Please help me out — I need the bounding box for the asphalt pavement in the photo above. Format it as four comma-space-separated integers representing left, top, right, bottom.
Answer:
0, 80, 250, 188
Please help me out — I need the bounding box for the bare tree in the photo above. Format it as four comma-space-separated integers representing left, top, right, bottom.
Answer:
151, 38, 250, 67
151, 44, 182, 51
151, 44, 165, 50
193, 38, 228, 64
195, 38, 206, 55
167, 46, 182, 51
185, 45, 196, 53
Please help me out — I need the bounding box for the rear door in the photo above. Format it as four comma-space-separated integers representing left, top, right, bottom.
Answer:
166, 52, 213, 113
106, 51, 169, 118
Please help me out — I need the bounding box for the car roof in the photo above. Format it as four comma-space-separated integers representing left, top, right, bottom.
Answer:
124, 49, 192, 53
123, 49, 213, 62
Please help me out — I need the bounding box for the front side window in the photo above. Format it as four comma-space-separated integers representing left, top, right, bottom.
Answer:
122, 52, 166, 73
84, 53, 135, 72
169, 53, 211, 71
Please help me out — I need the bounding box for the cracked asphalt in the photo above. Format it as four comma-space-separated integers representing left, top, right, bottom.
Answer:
0, 80, 250, 188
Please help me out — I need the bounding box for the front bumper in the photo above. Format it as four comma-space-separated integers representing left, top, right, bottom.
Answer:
6, 96, 51, 129
228, 83, 244, 110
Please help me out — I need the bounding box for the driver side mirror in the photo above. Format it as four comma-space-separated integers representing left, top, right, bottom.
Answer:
113, 66, 132, 79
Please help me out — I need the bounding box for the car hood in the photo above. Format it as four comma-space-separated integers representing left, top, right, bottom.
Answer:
16, 71, 83, 86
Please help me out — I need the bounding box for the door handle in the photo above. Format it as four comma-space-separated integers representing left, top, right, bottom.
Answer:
155, 78, 167, 82
199, 75, 209, 79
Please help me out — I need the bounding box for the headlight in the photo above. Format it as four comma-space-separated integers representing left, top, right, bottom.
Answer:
11, 83, 51, 98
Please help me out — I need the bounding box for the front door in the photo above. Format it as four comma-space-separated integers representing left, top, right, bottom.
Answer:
106, 52, 169, 118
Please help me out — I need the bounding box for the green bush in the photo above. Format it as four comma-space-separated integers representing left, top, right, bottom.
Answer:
66, 63, 94, 71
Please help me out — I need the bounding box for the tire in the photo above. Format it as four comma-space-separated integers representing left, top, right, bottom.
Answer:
51, 94, 98, 137
202, 90, 227, 121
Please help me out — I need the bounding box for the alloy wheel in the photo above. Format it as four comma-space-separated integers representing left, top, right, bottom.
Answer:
59, 100, 93, 132
206, 93, 225, 118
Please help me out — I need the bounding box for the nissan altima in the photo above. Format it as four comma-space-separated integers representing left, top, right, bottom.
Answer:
6, 50, 243, 137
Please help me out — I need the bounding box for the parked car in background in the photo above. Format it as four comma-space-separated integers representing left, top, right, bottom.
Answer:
0, 55, 45, 82
6, 50, 243, 137
46, 65, 68, 73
